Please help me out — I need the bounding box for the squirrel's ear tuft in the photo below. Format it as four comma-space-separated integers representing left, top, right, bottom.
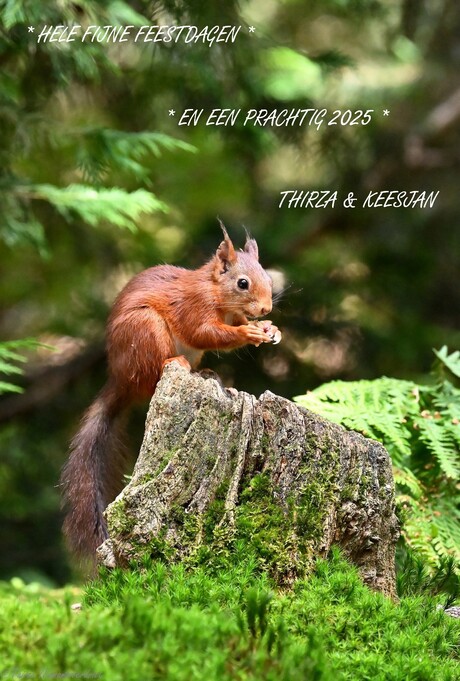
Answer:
244, 234, 259, 260
218, 218, 229, 241
215, 220, 236, 272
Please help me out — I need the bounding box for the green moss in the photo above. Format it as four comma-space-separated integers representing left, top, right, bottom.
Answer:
109, 440, 361, 589
122, 465, 343, 585
296, 481, 331, 542
340, 483, 356, 502
147, 533, 175, 562
1, 551, 459, 681
124, 525, 176, 564
136, 473, 156, 486
203, 498, 226, 540
295, 440, 342, 547
340, 464, 373, 503
170, 504, 186, 525
107, 498, 136, 537
170, 480, 233, 555
357, 471, 372, 501
233, 474, 310, 583
240, 473, 272, 501
205, 451, 217, 469
171, 504, 203, 551
215, 479, 231, 500
154, 447, 179, 475
260, 433, 270, 453
53, 550, 457, 680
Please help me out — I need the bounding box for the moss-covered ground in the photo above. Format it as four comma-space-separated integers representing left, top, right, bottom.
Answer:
0, 548, 459, 680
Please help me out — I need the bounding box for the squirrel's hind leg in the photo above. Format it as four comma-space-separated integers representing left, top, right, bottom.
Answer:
161, 355, 192, 372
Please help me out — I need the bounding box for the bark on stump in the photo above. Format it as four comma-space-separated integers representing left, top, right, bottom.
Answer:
99, 362, 399, 598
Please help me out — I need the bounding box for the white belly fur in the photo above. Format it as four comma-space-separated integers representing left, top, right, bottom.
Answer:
173, 337, 204, 368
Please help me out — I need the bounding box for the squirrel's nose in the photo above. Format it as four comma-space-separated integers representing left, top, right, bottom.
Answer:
261, 303, 272, 316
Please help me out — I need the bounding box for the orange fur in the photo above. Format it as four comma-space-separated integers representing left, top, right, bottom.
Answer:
60, 228, 278, 564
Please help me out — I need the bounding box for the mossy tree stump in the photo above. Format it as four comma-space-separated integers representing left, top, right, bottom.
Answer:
99, 362, 399, 598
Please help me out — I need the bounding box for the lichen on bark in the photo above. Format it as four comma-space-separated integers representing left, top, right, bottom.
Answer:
99, 362, 399, 598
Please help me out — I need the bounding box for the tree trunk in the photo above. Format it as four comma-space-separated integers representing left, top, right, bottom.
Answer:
98, 362, 400, 598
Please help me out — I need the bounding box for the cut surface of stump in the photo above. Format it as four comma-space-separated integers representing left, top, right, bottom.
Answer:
100, 362, 399, 598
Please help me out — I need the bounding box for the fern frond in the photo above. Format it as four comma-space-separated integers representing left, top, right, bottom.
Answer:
0, 381, 23, 394
295, 378, 416, 464
414, 416, 460, 479
399, 494, 460, 564
106, 131, 196, 158
432, 382, 460, 422
0, 339, 49, 395
433, 346, 460, 379
1, 0, 26, 29
0, 190, 48, 254
444, 422, 460, 450
294, 348, 460, 566
430, 502, 460, 561
28, 185, 168, 230
399, 497, 438, 564
105, 1, 146, 25
393, 467, 423, 498
77, 129, 196, 184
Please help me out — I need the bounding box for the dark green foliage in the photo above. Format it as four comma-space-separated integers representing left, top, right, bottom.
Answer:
0, 3, 193, 250
295, 348, 460, 564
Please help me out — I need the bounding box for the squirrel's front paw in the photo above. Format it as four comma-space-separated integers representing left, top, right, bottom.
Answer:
249, 320, 282, 345
241, 324, 272, 347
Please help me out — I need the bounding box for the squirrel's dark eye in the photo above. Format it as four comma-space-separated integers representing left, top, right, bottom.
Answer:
237, 278, 249, 290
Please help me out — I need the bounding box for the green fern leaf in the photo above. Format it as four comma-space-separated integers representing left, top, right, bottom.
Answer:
294, 349, 460, 566
393, 467, 423, 498
29, 185, 168, 230
77, 129, 196, 184
0, 381, 23, 394
414, 417, 460, 478
433, 346, 460, 378
1, 0, 26, 29
295, 378, 415, 464
0, 339, 52, 395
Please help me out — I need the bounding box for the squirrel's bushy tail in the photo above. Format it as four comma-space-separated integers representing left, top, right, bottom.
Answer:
61, 386, 128, 565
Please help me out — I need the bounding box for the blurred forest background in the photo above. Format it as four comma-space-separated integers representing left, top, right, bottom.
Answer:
0, 0, 459, 584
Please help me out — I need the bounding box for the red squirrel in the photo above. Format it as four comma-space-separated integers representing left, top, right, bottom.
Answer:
61, 225, 281, 563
